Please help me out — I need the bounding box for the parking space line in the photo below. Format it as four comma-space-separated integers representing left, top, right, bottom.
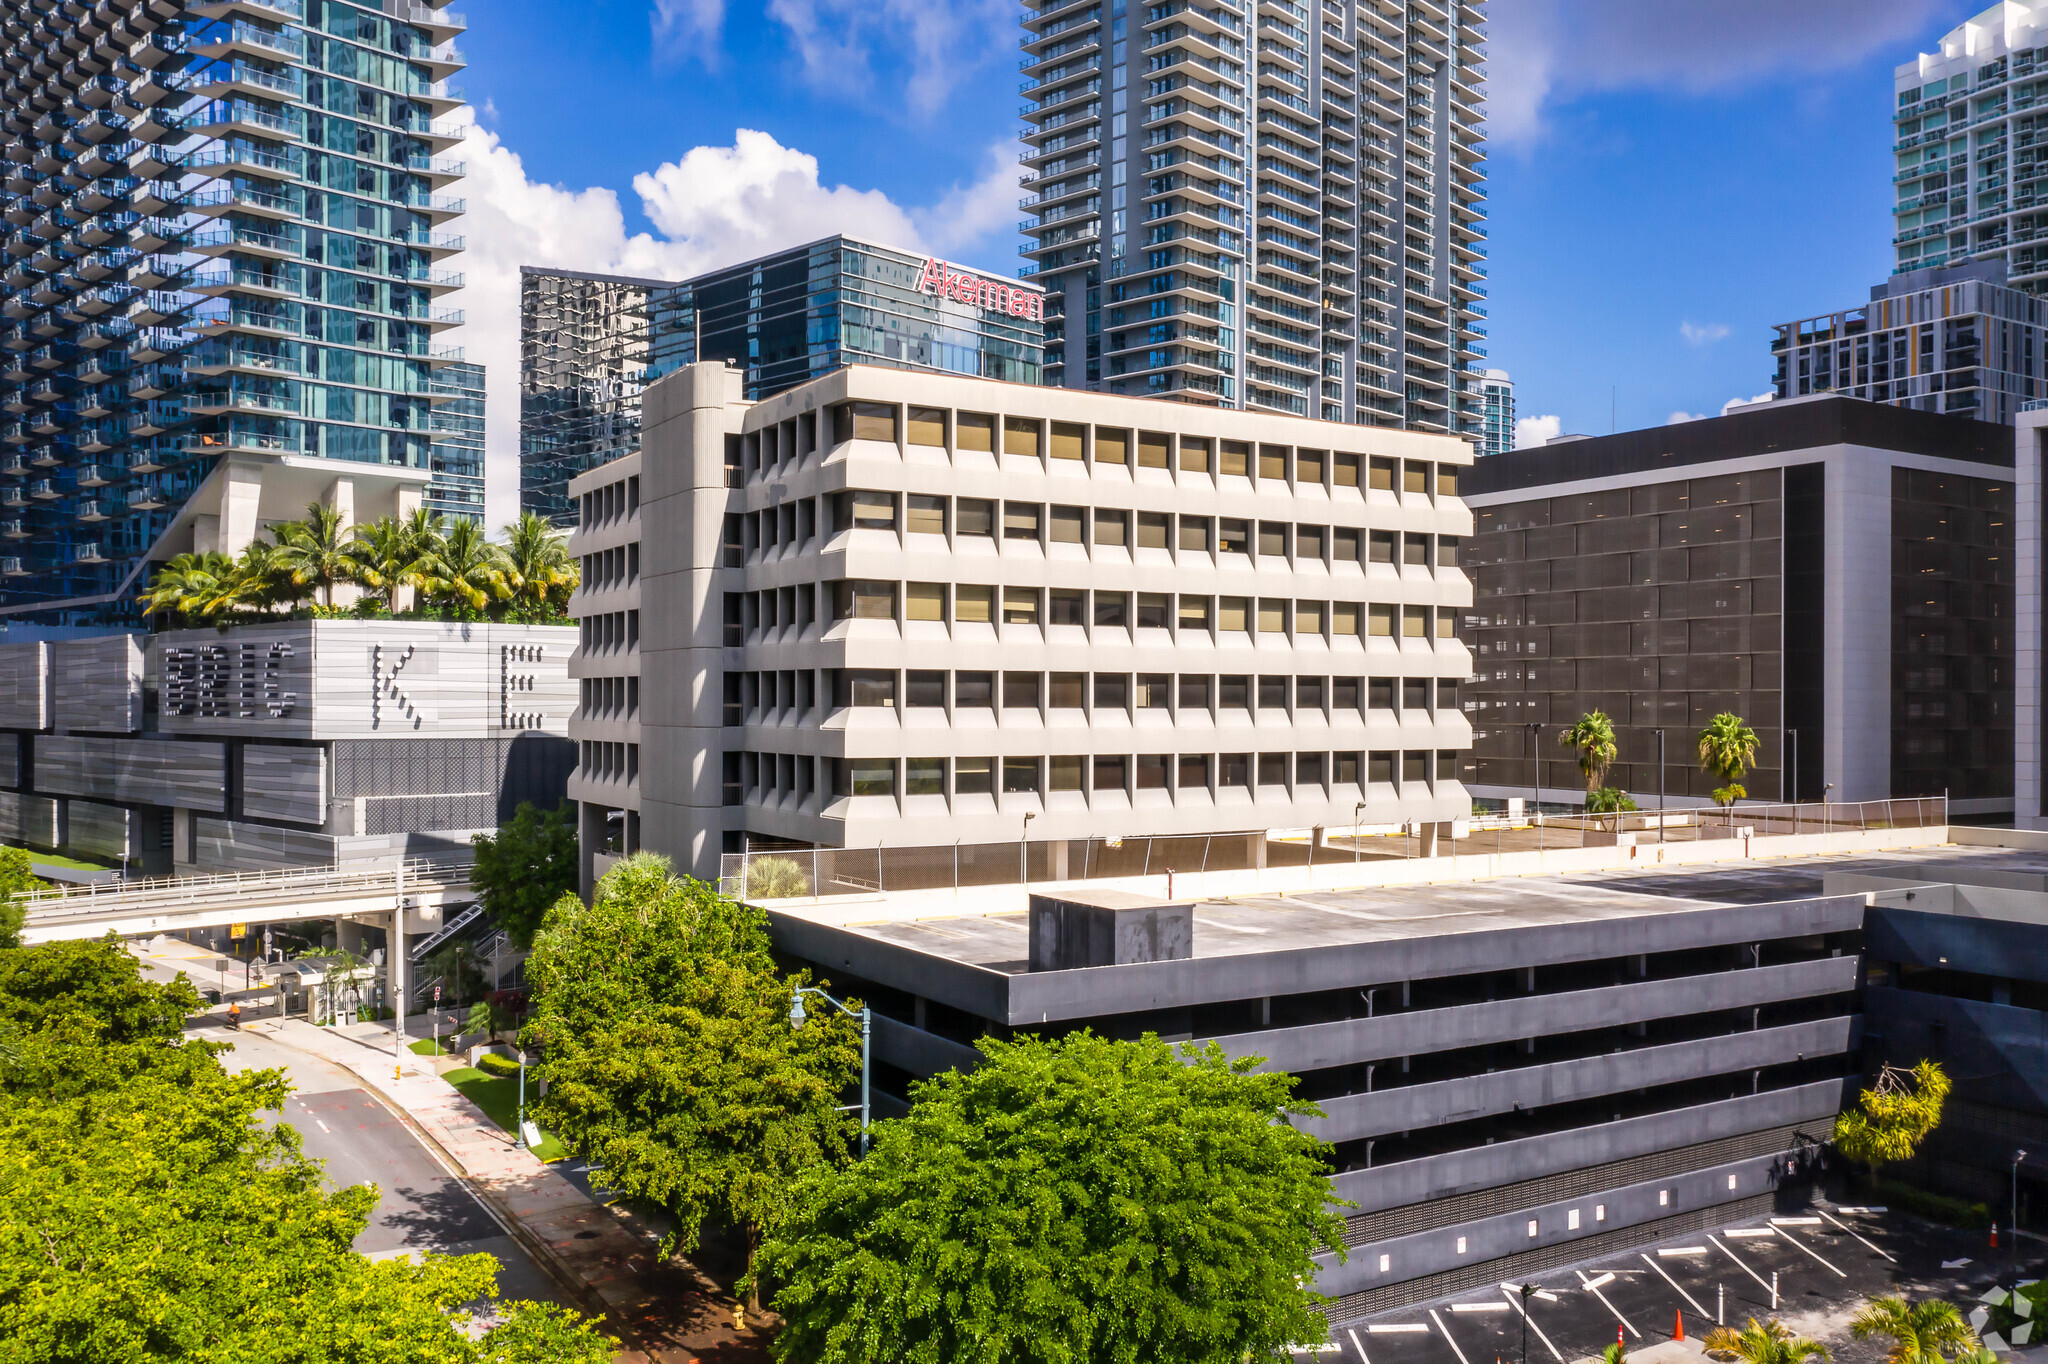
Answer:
1708, 1234, 1775, 1299
1499, 1287, 1564, 1363
1347, 1327, 1370, 1364
1772, 1225, 1848, 1278
1642, 1252, 1710, 1317
1428, 1310, 1473, 1364
1818, 1207, 1895, 1262
1578, 1268, 1640, 1339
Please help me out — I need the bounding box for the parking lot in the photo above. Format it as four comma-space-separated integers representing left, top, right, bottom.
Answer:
1314, 1207, 2047, 1364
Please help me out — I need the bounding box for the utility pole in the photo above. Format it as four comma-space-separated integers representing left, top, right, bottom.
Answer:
1657, 728, 1666, 844
391, 860, 408, 1082
2015, 1150, 2028, 1294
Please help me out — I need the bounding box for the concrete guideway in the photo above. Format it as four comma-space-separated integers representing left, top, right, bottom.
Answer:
19, 857, 473, 943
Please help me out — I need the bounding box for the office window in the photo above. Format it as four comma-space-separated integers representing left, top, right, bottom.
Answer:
836, 669, 897, 708
1003, 588, 1040, 625
833, 580, 897, 621
905, 757, 945, 795
1179, 675, 1212, 709
1095, 673, 1129, 708
1178, 753, 1211, 788
1439, 466, 1460, 497
1178, 595, 1212, 630
906, 406, 947, 447
1298, 525, 1326, 561
1437, 534, 1460, 567
1438, 750, 1459, 780
1003, 756, 1041, 793
1050, 505, 1084, 543
1335, 676, 1361, 711
1093, 754, 1128, 791
1258, 521, 1288, 557
846, 758, 896, 796
1048, 672, 1085, 708
1438, 607, 1457, 639
1297, 600, 1325, 634
1258, 676, 1289, 709
1403, 461, 1429, 495
906, 494, 947, 535
1257, 753, 1287, 785
1137, 592, 1171, 628
1004, 502, 1042, 541
1219, 518, 1249, 556
1258, 444, 1288, 481
1335, 452, 1360, 487
1179, 515, 1212, 552
906, 582, 945, 622
956, 671, 994, 708
1333, 602, 1361, 636
1298, 676, 1326, 708
1050, 421, 1086, 460
1438, 678, 1459, 711
1220, 439, 1250, 476
1298, 449, 1324, 484
1003, 416, 1042, 457
1403, 751, 1428, 783
1403, 606, 1428, 638
1334, 751, 1359, 784
1095, 508, 1129, 547
1365, 605, 1392, 637
1219, 752, 1251, 787
906, 671, 946, 707
1179, 435, 1211, 474
1369, 529, 1395, 563
1258, 599, 1287, 634
1335, 527, 1361, 563
1136, 673, 1170, 707
842, 401, 897, 442
1369, 456, 1396, 490
1003, 671, 1041, 708
956, 756, 994, 794
1049, 589, 1086, 625
1095, 591, 1130, 628
957, 412, 995, 451
1404, 678, 1430, 712
1368, 751, 1393, 783
1139, 430, 1171, 467
1096, 428, 1130, 465
958, 497, 995, 537
1220, 674, 1250, 709
1138, 510, 1171, 548
1049, 754, 1084, 791
1218, 597, 1249, 632
955, 585, 994, 623
1137, 753, 1169, 788
1404, 533, 1429, 567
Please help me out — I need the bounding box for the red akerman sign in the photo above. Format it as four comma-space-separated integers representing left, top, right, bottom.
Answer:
916, 256, 1045, 322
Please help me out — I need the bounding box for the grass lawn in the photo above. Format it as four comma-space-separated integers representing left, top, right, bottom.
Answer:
442, 1066, 567, 1162
408, 1036, 463, 1057
20, 848, 119, 873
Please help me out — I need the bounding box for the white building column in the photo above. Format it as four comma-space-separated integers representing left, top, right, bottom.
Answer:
1822, 448, 1894, 803
2015, 411, 2047, 826
219, 459, 265, 556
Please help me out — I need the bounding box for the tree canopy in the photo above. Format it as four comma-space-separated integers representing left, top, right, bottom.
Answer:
1559, 710, 1618, 795
1848, 1296, 1978, 1364
0, 845, 38, 949
469, 801, 579, 951
1697, 712, 1760, 785
524, 855, 860, 1300
1705, 1317, 1830, 1364
1833, 1060, 1951, 1168
757, 1030, 1348, 1364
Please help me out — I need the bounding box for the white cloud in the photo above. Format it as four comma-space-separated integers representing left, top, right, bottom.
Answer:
652, 0, 726, 62
1722, 391, 1776, 414
763, 0, 1013, 115
1679, 321, 1731, 346
1488, 0, 1959, 147
1514, 414, 1562, 450
449, 122, 1020, 529
1668, 410, 1707, 424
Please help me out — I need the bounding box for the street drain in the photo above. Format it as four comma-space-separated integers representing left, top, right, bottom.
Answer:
575, 1231, 601, 1239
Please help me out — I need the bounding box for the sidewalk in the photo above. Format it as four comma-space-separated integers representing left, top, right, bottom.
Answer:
259, 1015, 771, 1363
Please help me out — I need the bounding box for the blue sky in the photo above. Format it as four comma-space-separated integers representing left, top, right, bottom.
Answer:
451, 0, 1987, 523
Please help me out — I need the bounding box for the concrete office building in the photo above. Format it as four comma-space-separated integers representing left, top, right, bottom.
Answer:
566, 361, 1474, 886
767, 867, 1865, 1319
1772, 261, 2048, 425
1893, 1, 2048, 289
1477, 367, 1513, 455
0, 0, 471, 623
521, 240, 1045, 526
1459, 395, 2015, 813
1018, 0, 1490, 433
0, 620, 573, 874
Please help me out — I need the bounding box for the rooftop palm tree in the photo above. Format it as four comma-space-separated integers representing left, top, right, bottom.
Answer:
140, 552, 238, 624
270, 501, 356, 608
500, 510, 577, 616
1697, 712, 1759, 787
227, 538, 297, 615
1849, 1296, 1977, 1364
420, 515, 510, 615
1705, 1317, 1829, 1364
1559, 710, 1619, 798
347, 515, 425, 611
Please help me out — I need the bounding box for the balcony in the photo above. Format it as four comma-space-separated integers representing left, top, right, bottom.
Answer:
28, 479, 57, 499
77, 498, 110, 521
0, 558, 22, 576
127, 484, 166, 510
191, 20, 304, 62
75, 542, 105, 563
0, 521, 24, 539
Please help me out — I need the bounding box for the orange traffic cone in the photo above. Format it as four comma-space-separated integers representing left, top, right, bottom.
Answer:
1992, 1222, 2001, 1249
1675, 1311, 1685, 1342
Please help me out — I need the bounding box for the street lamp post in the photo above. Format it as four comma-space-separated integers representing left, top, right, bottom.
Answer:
516, 1046, 528, 1149
1354, 800, 1365, 864
1020, 810, 1035, 886
1657, 728, 1667, 845
791, 984, 873, 1156
1823, 782, 1835, 836
1788, 728, 1798, 814
2014, 1150, 2028, 1294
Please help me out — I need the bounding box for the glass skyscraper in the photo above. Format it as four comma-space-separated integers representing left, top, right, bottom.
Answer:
0, 0, 468, 620
1019, 0, 1489, 435
1476, 366, 1511, 454
520, 237, 1045, 524
427, 357, 482, 523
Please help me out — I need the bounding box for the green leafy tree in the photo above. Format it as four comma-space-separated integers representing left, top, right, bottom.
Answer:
758, 1031, 1348, 1364
1705, 1317, 1830, 1364
1559, 710, 1619, 797
525, 854, 859, 1305
271, 500, 358, 608
1834, 1060, 1951, 1169
500, 511, 578, 618
1585, 787, 1638, 816
470, 802, 579, 950
1698, 712, 1759, 787
423, 938, 486, 1008
0, 936, 201, 1043
1848, 1296, 1978, 1364
0, 844, 38, 948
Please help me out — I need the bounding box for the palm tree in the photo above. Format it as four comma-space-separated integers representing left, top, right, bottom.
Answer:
420, 516, 510, 615
271, 501, 357, 608
1697, 712, 1759, 788
1559, 710, 1619, 798
500, 510, 578, 616
1705, 1318, 1829, 1364
347, 515, 424, 611
140, 552, 238, 624
423, 939, 485, 1008
1849, 1297, 1977, 1364
226, 538, 297, 615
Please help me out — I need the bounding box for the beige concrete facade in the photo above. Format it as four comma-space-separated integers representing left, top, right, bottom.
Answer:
568, 361, 1476, 883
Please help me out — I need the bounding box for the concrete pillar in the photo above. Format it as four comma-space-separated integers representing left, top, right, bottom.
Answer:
578, 800, 604, 900
396, 482, 423, 518
191, 514, 220, 556
325, 476, 361, 607
219, 459, 264, 555
1252, 832, 1267, 868
1050, 839, 1070, 880
389, 909, 407, 1048
335, 917, 365, 954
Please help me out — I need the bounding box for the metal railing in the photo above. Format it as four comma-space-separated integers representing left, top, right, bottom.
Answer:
25, 854, 471, 916
716, 797, 1949, 902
